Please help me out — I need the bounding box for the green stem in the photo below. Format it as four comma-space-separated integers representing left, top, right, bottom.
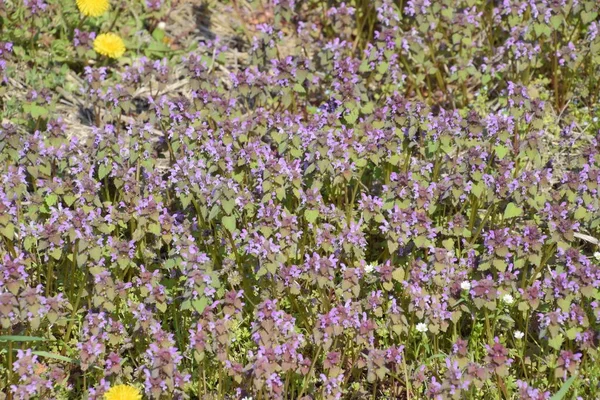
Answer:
297, 345, 321, 399
469, 204, 495, 244
107, 7, 123, 32
7, 340, 13, 396
484, 309, 492, 342
61, 282, 86, 356
526, 243, 557, 288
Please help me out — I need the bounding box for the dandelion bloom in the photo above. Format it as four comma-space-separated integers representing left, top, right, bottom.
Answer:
104, 384, 142, 400
76, 0, 109, 17
94, 33, 126, 59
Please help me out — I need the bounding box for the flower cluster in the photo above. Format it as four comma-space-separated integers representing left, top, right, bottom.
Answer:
1, 0, 600, 398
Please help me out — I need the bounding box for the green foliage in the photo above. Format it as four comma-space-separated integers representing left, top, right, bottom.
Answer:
1, 0, 600, 399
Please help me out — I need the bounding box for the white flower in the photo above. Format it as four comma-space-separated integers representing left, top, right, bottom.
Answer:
460, 281, 471, 291
594, 251, 600, 261
502, 294, 514, 304
416, 323, 428, 333
514, 331, 525, 340
364, 263, 376, 274
157, 21, 167, 30
241, 397, 253, 400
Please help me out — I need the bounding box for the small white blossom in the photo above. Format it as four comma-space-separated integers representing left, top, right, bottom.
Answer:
157, 21, 167, 30
460, 281, 471, 291
514, 331, 525, 340
502, 294, 514, 304
594, 251, 600, 261
416, 323, 428, 333
364, 263, 376, 274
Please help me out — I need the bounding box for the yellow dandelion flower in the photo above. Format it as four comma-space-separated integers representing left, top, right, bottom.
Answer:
76, 0, 110, 17
94, 33, 126, 59
104, 384, 142, 400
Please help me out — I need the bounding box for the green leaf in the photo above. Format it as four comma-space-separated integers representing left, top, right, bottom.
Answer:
442, 238, 454, 251
355, 158, 367, 168
146, 41, 172, 54
221, 199, 236, 215
565, 327, 579, 340
504, 202, 523, 219
494, 145, 509, 159
24, 236, 35, 251
392, 268, 405, 282
208, 204, 220, 221
304, 209, 319, 224
550, 375, 576, 400
413, 235, 428, 248
98, 164, 111, 180
550, 15, 562, 29
427, 353, 449, 361
344, 107, 359, 125
548, 334, 564, 350
191, 297, 209, 313
148, 223, 161, 236
282, 92, 293, 108
45, 193, 58, 207
98, 223, 115, 234
180, 299, 191, 310
50, 248, 62, 260
293, 83, 306, 94
23, 103, 48, 119
152, 28, 165, 42
359, 60, 370, 73
222, 215, 236, 232
581, 11, 598, 24
387, 240, 398, 254
361, 102, 374, 114
63, 195, 76, 206
533, 23, 552, 37
266, 262, 278, 274
377, 61, 389, 74
0, 224, 14, 240
574, 207, 587, 220
471, 182, 484, 197
493, 258, 507, 272
0, 335, 46, 342
156, 302, 167, 313
276, 186, 286, 201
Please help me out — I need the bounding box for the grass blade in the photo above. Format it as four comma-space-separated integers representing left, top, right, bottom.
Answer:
0, 335, 46, 342
550, 375, 577, 400
31, 351, 77, 364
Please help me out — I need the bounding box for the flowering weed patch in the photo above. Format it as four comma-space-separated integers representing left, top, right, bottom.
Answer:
1, 0, 600, 399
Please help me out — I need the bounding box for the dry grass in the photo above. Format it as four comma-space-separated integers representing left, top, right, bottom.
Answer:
5, 1, 257, 142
